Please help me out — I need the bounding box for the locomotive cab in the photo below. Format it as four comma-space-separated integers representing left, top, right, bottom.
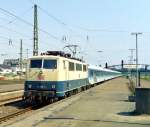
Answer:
24, 56, 58, 101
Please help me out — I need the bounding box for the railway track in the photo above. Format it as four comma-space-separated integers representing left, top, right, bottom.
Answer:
0, 96, 22, 104
0, 106, 33, 123
0, 89, 23, 93
0, 97, 58, 124
0, 98, 35, 123
0, 88, 85, 124
0, 90, 24, 106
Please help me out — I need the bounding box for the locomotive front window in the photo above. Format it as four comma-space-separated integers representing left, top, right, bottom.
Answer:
30, 59, 42, 68
43, 60, 57, 69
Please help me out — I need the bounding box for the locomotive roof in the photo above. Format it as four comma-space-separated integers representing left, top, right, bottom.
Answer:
29, 51, 86, 63
29, 55, 87, 64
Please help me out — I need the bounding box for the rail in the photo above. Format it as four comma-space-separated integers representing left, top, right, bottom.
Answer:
0, 106, 33, 123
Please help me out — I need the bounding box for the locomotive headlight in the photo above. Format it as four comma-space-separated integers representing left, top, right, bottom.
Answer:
40, 85, 44, 89
28, 84, 32, 89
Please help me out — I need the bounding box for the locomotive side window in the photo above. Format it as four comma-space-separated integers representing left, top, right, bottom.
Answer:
43, 60, 57, 69
69, 62, 74, 71
30, 59, 42, 68
83, 65, 87, 71
76, 63, 82, 71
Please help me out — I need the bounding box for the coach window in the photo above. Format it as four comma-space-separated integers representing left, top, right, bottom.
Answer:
69, 62, 74, 71
43, 59, 57, 69
90, 70, 93, 77
83, 65, 87, 72
76, 63, 82, 71
30, 59, 42, 68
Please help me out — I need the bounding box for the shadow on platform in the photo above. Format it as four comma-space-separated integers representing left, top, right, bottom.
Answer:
117, 110, 140, 116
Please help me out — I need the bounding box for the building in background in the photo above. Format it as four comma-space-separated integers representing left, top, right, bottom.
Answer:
0, 64, 12, 74
1, 59, 27, 74
3, 59, 19, 67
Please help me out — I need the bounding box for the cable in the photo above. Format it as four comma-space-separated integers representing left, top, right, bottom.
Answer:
37, 6, 86, 39
29, 4, 150, 44
0, 33, 33, 48
73, 26, 150, 35
1, 4, 150, 36
0, 17, 9, 22
0, 7, 33, 26
38, 6, 66, 26
0, 7, 62, 42
27, 0, 35, 5
2, 7, 33, 27
0, 7, 33, 39
0, 6, 84, 46
0, 32, 59, 52
74, 26, 130, 33
0, 24, 32, 38
0, 35, 10, 40
0, 7, 61, 48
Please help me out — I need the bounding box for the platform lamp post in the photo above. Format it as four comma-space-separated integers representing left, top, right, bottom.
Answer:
131, 32, 142, 87
97, 50, 103, 67
128, 49, 135, 78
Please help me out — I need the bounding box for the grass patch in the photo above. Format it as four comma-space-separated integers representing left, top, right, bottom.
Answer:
141, 76, 150, 81
126, 78, 136, 96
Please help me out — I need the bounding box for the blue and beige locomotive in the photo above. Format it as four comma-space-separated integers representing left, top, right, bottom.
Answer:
24, 51, 88, 101
24, 51, 121, 102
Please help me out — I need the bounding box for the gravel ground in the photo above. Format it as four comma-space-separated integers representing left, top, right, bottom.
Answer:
0, 84, 23, 93
1, 77, 150, 127
0, 100, 29, 118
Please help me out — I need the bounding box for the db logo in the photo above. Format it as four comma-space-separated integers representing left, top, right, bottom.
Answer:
37, 74, 44, 80
37, 71, 44, 80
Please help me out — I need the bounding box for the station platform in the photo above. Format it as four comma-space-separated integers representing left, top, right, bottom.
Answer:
1, 77, 150, 127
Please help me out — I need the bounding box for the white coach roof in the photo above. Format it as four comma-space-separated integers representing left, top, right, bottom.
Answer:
88, 65, 121, 73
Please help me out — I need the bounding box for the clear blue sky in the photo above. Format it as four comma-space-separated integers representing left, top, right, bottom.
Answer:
0, 0, 150, 66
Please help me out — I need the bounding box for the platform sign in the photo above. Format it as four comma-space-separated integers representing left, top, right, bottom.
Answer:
124, 64, 142, 69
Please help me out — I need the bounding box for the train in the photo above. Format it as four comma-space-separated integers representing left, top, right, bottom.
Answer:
23, 51, 121, 103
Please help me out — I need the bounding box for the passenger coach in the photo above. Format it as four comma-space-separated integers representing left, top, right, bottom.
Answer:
88, 65, 121, 84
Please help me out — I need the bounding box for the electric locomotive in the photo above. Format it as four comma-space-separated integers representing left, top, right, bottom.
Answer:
24, 51, 88, 102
